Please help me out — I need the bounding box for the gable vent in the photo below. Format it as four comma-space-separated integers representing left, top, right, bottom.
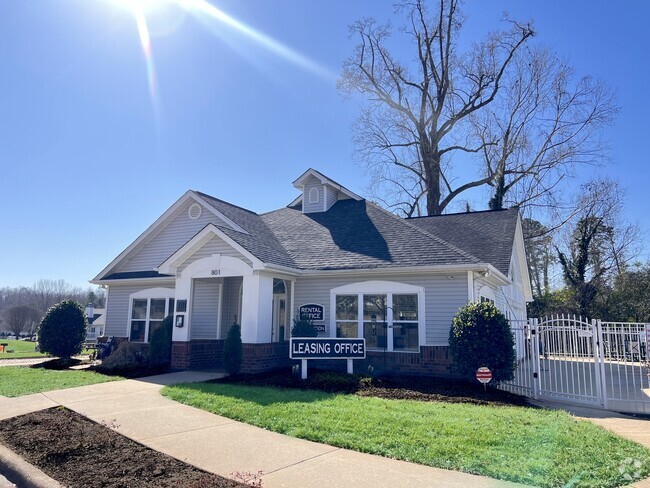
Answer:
188, 203, 203, 220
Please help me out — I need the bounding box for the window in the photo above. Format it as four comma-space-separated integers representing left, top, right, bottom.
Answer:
392, 294, 418, 351
308, 187, 319, 204
335, 295, 357, 338
363, 295, 386, 349
331, 281, 424, 352
128, 291, 175, 342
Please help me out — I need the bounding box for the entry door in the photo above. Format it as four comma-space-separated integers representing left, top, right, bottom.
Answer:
272, 295, 287, 342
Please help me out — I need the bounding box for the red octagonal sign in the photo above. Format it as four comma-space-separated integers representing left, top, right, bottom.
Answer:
476, 367, 492, 384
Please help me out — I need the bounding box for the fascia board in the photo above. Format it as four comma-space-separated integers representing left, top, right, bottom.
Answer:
92, 191, 195, 282
90, 277, 176, 286
514, 215, 534, 302
299, 263, 509, 282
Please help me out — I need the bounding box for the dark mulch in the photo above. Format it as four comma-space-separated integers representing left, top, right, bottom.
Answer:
0, 407, 249, 488
217, 368, 531, 407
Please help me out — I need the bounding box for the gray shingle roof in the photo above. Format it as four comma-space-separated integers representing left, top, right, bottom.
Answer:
196, 192, 298, 268
260, 200, 481, 270
407, 208, 519, 275
108, 190, 519, 279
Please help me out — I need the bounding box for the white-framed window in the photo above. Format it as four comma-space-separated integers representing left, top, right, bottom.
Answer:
128, 288, 175, 343
308, 187, 319, 204
330, 281, 424, 352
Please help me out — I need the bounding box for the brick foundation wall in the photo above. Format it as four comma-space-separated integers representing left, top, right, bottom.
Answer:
171, 342, 191, 370
172, 342, 453, 377
307, 346, 455, 378
241, 342, 291, 374
189, 340, 224, 370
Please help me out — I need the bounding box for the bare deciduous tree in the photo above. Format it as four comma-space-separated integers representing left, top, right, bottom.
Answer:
471, 46, 617, 212
2, 305, 41, 337
339, 0, 534, 216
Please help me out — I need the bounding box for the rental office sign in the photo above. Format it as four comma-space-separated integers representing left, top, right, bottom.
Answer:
290, 338, 366, 378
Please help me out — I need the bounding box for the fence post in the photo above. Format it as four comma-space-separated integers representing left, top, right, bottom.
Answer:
594, 319, 608, 410
531, 318, 540, 400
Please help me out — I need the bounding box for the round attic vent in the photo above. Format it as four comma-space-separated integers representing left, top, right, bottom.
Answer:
188, 203, 203, 220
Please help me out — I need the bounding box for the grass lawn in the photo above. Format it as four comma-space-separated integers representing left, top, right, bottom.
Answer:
0, 340, 45, 359
0, 366, 122, 397
0, 340, 95, 360
163, 383, 650, 488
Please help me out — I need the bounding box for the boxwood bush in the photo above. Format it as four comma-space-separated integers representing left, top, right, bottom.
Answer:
449, 301, 516, 383
37, 300, 87, 361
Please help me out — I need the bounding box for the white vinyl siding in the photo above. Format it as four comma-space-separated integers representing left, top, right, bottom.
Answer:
302, 176, 324, 214
293, 273, 468, 345
324, 185, 338, 211
104, 283, 175, 337
191, 279, 222, 340
117, 200, 217, 273
177, 235, 252, 273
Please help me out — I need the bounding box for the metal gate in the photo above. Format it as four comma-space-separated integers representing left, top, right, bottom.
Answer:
500, 316, 650, 414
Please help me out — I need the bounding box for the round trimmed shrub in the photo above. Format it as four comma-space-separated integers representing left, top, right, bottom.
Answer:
148, 315, 173, 367
38, 300, 87, 360
448, 301, 516, 383
222, 323, 243, 375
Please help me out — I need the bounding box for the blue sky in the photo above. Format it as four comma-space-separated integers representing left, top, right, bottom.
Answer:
1, 0, 648, 289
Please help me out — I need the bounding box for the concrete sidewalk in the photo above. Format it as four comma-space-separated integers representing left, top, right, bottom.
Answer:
0, 372, 523, 488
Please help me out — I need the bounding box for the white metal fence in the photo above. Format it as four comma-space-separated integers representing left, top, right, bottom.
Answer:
500, 316, 650, 414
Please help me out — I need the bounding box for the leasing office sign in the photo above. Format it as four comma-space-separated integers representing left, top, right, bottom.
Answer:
290, 338, 366, 360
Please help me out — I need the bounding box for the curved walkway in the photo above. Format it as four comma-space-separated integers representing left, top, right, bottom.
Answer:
0, 372, 524, 488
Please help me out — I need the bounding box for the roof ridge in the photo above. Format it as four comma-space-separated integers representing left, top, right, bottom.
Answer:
194, 190, 259, 216
407, 207, 518, 219
365, 201, 483, 265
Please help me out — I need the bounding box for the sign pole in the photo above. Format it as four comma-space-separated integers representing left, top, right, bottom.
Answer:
301, 359, 308, 380
347, 358, 353, 374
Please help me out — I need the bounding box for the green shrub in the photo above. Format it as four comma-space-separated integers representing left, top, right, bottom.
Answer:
37, 300, 87, 361
290, 317, 317, 337
449, 301, 516, 383
149, 316, 173, 367
223, 323, 243, 375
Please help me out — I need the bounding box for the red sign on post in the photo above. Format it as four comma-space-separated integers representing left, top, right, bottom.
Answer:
476, 367, 492, 384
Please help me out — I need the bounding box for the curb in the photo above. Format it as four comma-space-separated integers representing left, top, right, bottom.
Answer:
0, 444, 62, 488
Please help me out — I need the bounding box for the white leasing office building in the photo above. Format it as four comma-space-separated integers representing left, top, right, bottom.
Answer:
92, 169, 532, 374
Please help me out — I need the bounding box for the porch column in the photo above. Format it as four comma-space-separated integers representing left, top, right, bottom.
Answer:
172, 277, 192, 342
241, 273, 273, 343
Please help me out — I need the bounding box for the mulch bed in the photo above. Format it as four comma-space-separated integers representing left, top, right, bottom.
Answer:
0, 407, 249, 488
218, 369, 531, 407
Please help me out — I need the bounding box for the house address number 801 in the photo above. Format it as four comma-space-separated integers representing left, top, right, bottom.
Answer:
211, 269, 221, 276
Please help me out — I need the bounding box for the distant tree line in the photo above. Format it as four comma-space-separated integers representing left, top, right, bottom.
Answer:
0, 279, 105, 338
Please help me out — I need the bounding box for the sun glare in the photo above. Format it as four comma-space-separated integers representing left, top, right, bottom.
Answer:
106, 0, 334, 118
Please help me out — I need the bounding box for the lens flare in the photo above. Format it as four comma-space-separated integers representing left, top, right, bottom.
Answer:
134, 10, 159, 116
108, 0, 334, 119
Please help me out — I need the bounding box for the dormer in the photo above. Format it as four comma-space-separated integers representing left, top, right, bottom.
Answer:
291, 168, 363, 214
